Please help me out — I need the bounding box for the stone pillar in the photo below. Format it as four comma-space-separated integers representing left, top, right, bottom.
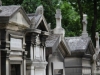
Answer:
30, 66, 34, 75
82, 14, 88, 37
6, 58, 9, 75
41, 31, 49, 61
30, 45, 33, 60
23, 51, 27, 75
41, 36, 46, 61
92, 54, 97, 75
26, 66, 34, 75
6, 51, 10, 75
43, 47, 46, 61
31, 33, 37, 60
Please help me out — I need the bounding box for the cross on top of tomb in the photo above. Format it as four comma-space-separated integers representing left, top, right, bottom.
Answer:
55, 9, 62, 28
82, 14, 88, 38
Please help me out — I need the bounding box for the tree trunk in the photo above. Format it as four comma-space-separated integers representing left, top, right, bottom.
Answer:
77, 0, 83, 28
91, 0, 97, 46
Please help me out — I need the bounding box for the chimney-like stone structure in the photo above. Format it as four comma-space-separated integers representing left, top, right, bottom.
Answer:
53, 9, 65, 37
82, 14, 88, 37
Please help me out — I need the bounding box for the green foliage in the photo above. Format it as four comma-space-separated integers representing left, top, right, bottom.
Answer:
3, 0, 100, 38
22, 0, 58, 29
60, 1, 81, 36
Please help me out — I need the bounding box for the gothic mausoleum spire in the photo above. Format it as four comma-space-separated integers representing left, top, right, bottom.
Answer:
82, 14, 88, 38
53, 9, 65, 37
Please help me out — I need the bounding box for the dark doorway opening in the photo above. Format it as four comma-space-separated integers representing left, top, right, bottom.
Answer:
11, 64, 21, 75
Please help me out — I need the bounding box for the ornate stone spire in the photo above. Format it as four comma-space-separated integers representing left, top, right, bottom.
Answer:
53, 9, 65, 37
95, 32, 99, 50
82, 14, 88, 37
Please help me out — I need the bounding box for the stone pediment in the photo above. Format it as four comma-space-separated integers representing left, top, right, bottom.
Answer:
9, 11, 30, 28
0, 5, 30, 30
85, 40, 95, 56
28, 5, 49, 32
35, 16, 49, 31
46, 35, 71, 57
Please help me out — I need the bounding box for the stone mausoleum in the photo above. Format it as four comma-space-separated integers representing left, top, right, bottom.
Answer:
0, 1, 100, 75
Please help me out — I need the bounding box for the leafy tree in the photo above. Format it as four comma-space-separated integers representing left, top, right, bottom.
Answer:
67, 0, 100, 46
2, 0, 100, 46
60, 1, 81, 36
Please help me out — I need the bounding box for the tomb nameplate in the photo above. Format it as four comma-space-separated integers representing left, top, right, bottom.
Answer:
10, 38, 22, 50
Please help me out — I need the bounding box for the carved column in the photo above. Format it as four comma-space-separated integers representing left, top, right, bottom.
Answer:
6, 51, 10, 75
23, 51, 27, 75
31, 33, 38, 60
41, 31, 49, 61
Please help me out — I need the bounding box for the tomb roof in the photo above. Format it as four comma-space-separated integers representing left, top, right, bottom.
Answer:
46, 34, 60, 47
0, 5, 20, 17
65, 36, 91, 51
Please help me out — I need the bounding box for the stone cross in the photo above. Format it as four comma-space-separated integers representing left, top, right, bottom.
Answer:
95, 32, 99, 49
53, 9, 65, 37
82, 14, 88, 37
82, 14, 87, 33
55, 9, 62, 28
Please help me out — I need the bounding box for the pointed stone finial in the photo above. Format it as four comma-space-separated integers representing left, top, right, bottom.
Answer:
82, 14, 88, 37
95, 32, 99, 49
35, 5, 44, 16
53, 9, 65, 37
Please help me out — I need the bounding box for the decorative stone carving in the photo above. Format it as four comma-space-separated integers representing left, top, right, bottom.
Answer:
41, 31, 49, 46
31, 33, 38, 45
